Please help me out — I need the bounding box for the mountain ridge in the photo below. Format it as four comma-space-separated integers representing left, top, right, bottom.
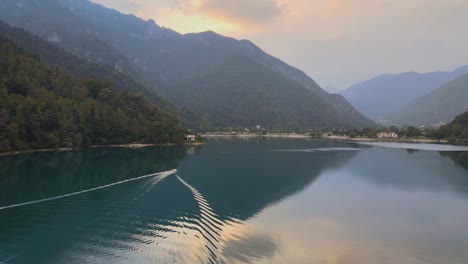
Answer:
0, 21, 206, 128
390, 72, 468, 125
1, 0, 375, 129
341, 65, 468, 121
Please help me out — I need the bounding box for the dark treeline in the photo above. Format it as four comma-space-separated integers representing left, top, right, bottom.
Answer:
329, 126, 423, 138
0, 40, 186, 152
431, 111, 468, 143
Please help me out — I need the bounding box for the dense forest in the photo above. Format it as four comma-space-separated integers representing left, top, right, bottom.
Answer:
0, 21, 206, 129
0, 40, 186, 152
431, 111, 468, 143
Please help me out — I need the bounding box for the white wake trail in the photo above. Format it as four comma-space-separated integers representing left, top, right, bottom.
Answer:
177, 175, 227, 264
0, 169, 177, 211
269, 147, 363, 152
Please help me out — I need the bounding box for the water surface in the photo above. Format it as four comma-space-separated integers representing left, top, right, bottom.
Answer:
1, 139, 468, 263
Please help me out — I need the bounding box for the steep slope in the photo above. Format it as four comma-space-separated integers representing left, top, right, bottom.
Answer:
391, 72, 468, 125
431, 111, 468, 142
341, 66, 468, 120
0, 21, 163, 104
0, 21, 205, 128
0, 0, 139, 78
0, 40, 186, 152
0, 0, 374, 128
167, 56, 369, 129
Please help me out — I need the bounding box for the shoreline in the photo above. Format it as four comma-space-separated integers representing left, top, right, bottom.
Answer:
201, 133, 454, 145
0, 142, 204, 157
201, 133, 311, 139
323, 135, 448, 144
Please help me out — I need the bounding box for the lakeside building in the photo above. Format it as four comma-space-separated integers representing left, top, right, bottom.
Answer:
186, 135, 196, 141
377, 132, 399, 139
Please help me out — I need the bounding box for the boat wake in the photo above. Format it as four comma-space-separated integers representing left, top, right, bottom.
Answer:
0, 169, 177, 211
268, 147, 363, 153
177, 175, 227, 264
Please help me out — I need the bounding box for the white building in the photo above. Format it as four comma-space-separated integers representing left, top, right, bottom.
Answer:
186, 135, 196, 141
377, 132, 398, 139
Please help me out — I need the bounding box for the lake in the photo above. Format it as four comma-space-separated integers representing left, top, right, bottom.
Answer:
1, 138, 468, 264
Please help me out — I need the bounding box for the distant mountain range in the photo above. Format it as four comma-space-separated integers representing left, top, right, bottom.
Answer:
391, 72, 468, 125
341, 66, 468, 121
0, 0, 374, 129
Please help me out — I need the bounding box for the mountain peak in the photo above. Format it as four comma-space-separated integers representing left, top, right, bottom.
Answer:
0, 0, 375, 129
146, 18, 157, 27
342, 65, 468, 121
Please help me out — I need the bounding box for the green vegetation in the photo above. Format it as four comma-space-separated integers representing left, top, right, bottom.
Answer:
0, 21, 206, 129
328, 126, 424, 139
430, 111, 468, 143
326, 111, 468, 144
169, 56, 374, 129
0, 40, 186, 152
0, 0, 375, 129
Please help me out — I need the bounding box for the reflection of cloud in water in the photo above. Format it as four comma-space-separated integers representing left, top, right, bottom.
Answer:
222, 232, 277, 263
341, 148, 468, 196
177, 175, 278, 263
247, 174, 468, 264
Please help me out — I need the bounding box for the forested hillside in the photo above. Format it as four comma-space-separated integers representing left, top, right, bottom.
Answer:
0, 0, 375, 129
0, 40, 186, 152
431, 111, 468, 143
0, 21, 205, 129
168, 56, 370, 129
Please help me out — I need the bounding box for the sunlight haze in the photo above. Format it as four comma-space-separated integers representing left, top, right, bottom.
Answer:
91, 0, 468, 89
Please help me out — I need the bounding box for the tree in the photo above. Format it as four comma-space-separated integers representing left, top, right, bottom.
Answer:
0, 40, 187, 153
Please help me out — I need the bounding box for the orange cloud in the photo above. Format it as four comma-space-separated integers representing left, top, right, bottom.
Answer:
164, 0, 285, 34
91, 0, 468, 88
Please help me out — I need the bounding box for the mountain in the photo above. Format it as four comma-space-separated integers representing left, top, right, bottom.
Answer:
341, 66, 468, 120
0, 0, 375, 129
0, 21, 206, 128
0, 21, 165, 105
431, 110, 468, 143
323, 85, 343, 94
0, 39, 186, 152
391, 72, 468, 126
167, 55, 365, 128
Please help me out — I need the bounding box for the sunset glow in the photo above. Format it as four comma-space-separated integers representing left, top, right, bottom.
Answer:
92, 0, 468, 88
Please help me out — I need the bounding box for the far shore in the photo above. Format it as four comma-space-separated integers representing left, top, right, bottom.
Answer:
201, 133, 311, 139
0, 142, 204, 157
201, 133, 453, 144
0, 135, 458, 157
323, 135, 448, 144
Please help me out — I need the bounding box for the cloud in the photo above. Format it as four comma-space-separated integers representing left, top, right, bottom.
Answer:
196, 0, 284, 25
162, 0, 285, 32
91, 0, 468, 87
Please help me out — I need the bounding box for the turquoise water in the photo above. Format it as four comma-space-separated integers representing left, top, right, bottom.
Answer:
1, 139, 468, 263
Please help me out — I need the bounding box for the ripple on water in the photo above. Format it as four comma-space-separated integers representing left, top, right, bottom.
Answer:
0, 170, 242, 264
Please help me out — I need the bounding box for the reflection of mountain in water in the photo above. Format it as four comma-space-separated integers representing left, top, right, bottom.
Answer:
0, 174, 201, 263
0, 139, 358, 263
442, 151, 468, 171
344, 148, 468, 196
0, 147, 186, 207
178, 138, 359, 221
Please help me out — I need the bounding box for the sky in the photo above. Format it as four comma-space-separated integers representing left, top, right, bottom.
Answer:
91, 0, 468, 90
